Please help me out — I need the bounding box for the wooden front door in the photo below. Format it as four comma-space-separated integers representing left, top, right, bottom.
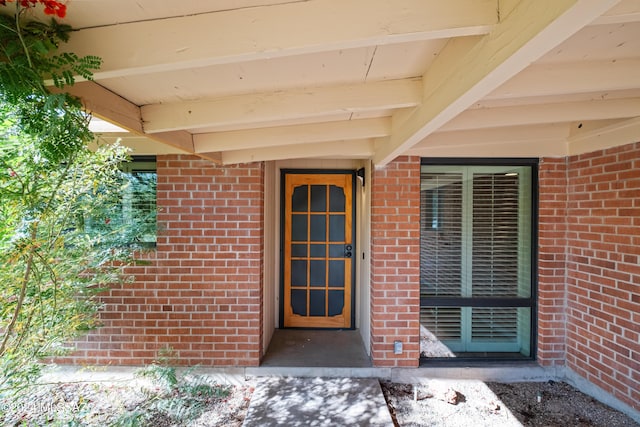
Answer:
282, 172, 355, 328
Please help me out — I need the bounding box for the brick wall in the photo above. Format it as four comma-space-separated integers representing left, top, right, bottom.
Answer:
52, 143, 639, 409
564, 142, 640, 409
58, 155, 264, 366
537, 158, 569, 366
370, 156, 421, 367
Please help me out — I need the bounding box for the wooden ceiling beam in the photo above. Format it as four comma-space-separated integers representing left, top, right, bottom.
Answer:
372, 0, 622, 166
220, 139, 374, 164
592, 0, 640, 24
193, 118, 390, 153
62, 81, 143, 134
568, 116, 640, 155
418, 123, 570, 148
407, 123, 570, 157
407, 139, 568, 158
441, 97, 640, 131
62, 81, 201, 157
485, 59, 640, 100
95, 135, 186, 155
142, 79, 421, 133
61, 0, 496, 80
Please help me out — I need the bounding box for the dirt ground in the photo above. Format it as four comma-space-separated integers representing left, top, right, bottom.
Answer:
0, 379, 254, 426
1, 377, 638, 426
381, 379, 639, 427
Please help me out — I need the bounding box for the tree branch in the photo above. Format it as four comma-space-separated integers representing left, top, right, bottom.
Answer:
0, 226, 37, 357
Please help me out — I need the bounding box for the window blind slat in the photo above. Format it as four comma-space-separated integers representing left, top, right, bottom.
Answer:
420, 172, 463, 297
420, 307, 461, 340
472, 173, 519, 298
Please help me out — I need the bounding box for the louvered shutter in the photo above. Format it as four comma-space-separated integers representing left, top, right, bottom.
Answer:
470, 173, 519, 343
420, 172, 463, 297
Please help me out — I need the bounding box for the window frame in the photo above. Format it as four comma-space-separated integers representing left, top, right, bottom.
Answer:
119, 155, 157, 248
112, 155, 158, 249
419, 158, 539, 362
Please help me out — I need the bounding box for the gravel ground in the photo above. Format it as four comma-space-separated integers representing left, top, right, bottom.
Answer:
1, 376, 638, 426
381, 379, 640, 427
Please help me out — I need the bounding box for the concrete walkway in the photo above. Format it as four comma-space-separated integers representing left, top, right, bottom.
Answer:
242, 377, 394, 426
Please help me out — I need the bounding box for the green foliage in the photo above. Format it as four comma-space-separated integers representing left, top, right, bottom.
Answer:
0, 131, 134, 394
0, 9, 101, 94
0, 4, 101, 163
113, 352, 232, 426
0, 0, 147, 405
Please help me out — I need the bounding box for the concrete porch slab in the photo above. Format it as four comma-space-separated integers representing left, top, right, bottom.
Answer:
242, 377, 394, 427
261, 329, 371, 368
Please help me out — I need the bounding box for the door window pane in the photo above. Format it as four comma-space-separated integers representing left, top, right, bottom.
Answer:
310, 244, 325, 257
292, 186, 308, 212
310, 215, 326, 241
291, 289, 307, 316
329, 185, 345, 212
329, 244, 344, 258
310, 185, 327, 212
291, 244, 306, 257
328, 260, 345, 287
291, 260, 307, 287
309, 260, 326, 287
328, 290, 344, 316
329, 215, 345, 242
309, 290, 326, 316
291, 215, 307, 241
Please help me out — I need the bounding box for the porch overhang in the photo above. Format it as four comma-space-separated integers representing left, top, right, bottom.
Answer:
32, 0, 639, 165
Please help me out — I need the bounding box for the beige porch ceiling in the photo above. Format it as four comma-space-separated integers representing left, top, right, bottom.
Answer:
45, 0, 640, 165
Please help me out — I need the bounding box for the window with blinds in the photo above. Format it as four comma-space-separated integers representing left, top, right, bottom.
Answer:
420, 164, 535, 359
122, 159, 157, 246
85, 157, 157, 248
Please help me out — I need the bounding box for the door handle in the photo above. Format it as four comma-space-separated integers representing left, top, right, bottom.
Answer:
344, 245, 352, 258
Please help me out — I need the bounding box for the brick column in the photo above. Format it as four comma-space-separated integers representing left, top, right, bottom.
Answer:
370, 156, 421, 367
537, 158, 569, 366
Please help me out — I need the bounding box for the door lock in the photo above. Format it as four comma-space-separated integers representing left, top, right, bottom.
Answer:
344, 245, 353, 258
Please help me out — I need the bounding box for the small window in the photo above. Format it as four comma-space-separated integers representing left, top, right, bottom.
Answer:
121, 157, 157, 247
86, 156, 157, 248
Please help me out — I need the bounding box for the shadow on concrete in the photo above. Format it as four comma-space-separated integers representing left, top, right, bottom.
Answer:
243, 377, 393, 426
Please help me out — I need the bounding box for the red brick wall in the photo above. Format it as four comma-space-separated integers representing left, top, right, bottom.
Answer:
58, 155, 264, 366
537, 158, 569, 366
370, 156, 421, 367
564, 142, 640, 409
53, 143, 638, 410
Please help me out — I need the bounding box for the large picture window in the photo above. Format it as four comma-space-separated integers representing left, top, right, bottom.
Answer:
420, 161, 536, 360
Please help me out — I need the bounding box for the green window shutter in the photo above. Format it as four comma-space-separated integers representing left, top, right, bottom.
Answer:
471, 172, 520, 297
420, 171, 463, 297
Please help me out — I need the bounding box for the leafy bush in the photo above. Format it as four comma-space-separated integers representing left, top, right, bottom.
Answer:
0, 132, 134, 394
0, 0, 147, 402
